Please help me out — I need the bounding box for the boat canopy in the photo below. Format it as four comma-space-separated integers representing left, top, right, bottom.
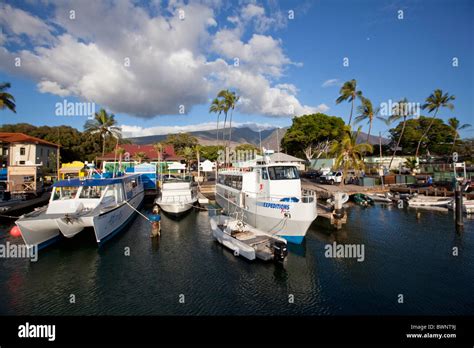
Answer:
53, 175, 139, 187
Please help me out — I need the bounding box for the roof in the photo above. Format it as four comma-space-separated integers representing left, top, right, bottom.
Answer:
54, 174, 140, 187
269, 152, 305, 163
0, 132, 60, 147
99, 144, 183, 161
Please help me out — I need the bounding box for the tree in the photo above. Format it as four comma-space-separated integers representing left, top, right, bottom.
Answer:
388, 116, 454, 156
116, 147, 125, 172
84, 109, 122, 157
415, 89, 455, 157
281, 113, 346, 159
388, 98, 414, 169
448, 117, 471, 152
209, 97, 225, 145
217, 90, 239, 147
404, 157, 419, 175
133, 152, 147, 163
335, 79, 362, 125
330, 126, 373, 185
355, 97, 379, 143
0, 82, 16, 113
199, 145, 223, 162
164, 133, 198, 155
153, 142, 164, 161
181, 146, 195, 166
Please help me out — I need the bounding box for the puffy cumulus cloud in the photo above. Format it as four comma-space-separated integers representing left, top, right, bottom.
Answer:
0, 0, 325, 119
0, 4, 56, 45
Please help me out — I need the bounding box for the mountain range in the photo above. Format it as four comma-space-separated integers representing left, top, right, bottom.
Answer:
128, 126, 390, 149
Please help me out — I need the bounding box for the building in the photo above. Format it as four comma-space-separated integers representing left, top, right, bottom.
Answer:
99, 144, 182, 163
0, 132, 60, 167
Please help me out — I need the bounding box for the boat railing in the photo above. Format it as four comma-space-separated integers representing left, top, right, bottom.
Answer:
256, 190, 317, 204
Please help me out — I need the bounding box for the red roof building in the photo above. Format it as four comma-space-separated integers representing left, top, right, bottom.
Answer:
99, 144, 183, 162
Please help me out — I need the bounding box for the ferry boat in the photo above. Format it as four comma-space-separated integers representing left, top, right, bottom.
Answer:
154, 175, 197, 216
216, 163, 317, 244
15, 174, 145, 250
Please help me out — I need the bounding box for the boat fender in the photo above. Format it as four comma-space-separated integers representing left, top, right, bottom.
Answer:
10, 225, 21, 238
234, 249, 239, 257
148, 214, 161, 222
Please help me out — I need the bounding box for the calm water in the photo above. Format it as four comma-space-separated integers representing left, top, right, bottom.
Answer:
0, 203, 473, 315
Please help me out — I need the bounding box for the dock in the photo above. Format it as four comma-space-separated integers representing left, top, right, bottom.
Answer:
389, 185, 474, 199
301, 179, 389, 199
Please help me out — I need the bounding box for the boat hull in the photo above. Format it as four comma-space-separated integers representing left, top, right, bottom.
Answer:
216, 187, 316, 244
156, 198, 197, 216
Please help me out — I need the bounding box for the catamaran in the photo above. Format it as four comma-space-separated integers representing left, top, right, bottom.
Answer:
15, 173, 145, 250
216, 163, 317, 244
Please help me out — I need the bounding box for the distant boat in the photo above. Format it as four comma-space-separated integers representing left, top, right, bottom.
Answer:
154, 175, 197, 216
210, 215, 288, 262
407, 195, 453, 207
352, 193, 375, 206
365, 192, 393, 203
447, 199, 474, 214
15, 174, 145, 250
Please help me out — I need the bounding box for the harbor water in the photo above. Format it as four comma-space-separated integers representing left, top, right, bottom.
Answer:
1, 203, 473, 315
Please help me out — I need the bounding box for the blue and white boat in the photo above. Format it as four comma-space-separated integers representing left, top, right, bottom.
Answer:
216, 163, 317, 244
15, 174, 144, 250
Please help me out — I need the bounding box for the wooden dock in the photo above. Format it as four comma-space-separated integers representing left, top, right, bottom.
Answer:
301, 179, 389, 199
389, 185, 474, 199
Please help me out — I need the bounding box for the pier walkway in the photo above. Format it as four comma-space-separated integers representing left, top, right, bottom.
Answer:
301, 179, 389, 199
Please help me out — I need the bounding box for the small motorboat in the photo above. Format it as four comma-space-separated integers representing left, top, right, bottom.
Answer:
365, 192, 393, 203
447, 199, 474, 214
407, 195, 453, 207
352, 193, 374, 206
209, 215, 288, 262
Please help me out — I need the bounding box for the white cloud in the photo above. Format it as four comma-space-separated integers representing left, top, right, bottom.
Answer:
0, 1, 325, 119
0, 4, 55, 45
121, 121, 276, 138
322, 79, 341, 88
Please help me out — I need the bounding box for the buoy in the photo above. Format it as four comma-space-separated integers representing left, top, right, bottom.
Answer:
10, 225, 22, 237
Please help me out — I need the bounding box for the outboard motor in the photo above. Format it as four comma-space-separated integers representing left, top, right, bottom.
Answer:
272, 240, 288, 262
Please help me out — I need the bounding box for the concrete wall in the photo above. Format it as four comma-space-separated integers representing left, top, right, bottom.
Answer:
9, 143, 56, 166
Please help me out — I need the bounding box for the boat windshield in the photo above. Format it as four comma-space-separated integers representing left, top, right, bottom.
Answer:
79, 186, 105, 199
52, 186, 79, 200
268, 166, 299, 180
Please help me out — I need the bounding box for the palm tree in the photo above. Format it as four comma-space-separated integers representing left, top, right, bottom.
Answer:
217, 89, 239, 149
336, 79, 362, 126
133, 152, 147, 164
209, 97, 225, 145
448, 117, 471, 152
84, 109, 122, 157
415, 89, 455, 157
153, 142, 163, 162
330, 126, 373, 185
115, 147, 125, 173
388, 98, 413, 169
355, 97, 379, 143
404, 157, 419, 175
0, 82, 16, 113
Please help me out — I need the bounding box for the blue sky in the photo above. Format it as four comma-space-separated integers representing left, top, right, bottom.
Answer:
0, 0, 472, 138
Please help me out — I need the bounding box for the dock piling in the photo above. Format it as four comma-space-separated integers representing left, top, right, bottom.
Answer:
455, 185, 463, 231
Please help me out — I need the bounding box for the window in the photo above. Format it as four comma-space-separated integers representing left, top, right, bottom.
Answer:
19, 161, 25, 165
79, 186, 104, 199
20, 147, 26, 156
262, 168, 268, 180
52, 187, 79, 200
268, 166, 299, 180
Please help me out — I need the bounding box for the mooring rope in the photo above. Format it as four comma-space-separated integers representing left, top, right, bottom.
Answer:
124, 201, 153, 224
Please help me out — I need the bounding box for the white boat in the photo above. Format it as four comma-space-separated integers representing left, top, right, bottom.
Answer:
216, 163, 317, 244
154, 175, 197, 216
407, 195, 453, 207
447, 199, 474, 214
15, 174, 145, 250
366, 192, 393, 203
210, 215, 288, 262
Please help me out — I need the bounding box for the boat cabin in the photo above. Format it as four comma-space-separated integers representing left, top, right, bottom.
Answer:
47, 174, 143, 214
218, 163, 302, 199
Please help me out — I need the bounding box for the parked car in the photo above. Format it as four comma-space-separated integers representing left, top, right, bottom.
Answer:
320, 171, 343, 185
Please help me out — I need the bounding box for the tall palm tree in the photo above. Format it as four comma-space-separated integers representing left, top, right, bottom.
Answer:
330, 126, 373, 185
0, 82, 16, 113
448, 117, 471, 152
153, 142, 163, 162
209, 97, 225, 145
355, 97, 379, 143
388, 98, 413, 169
415, 89, 455, 157
84, 109, 122, 157
336, 79, 362, 126
218, 89, 239, 148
